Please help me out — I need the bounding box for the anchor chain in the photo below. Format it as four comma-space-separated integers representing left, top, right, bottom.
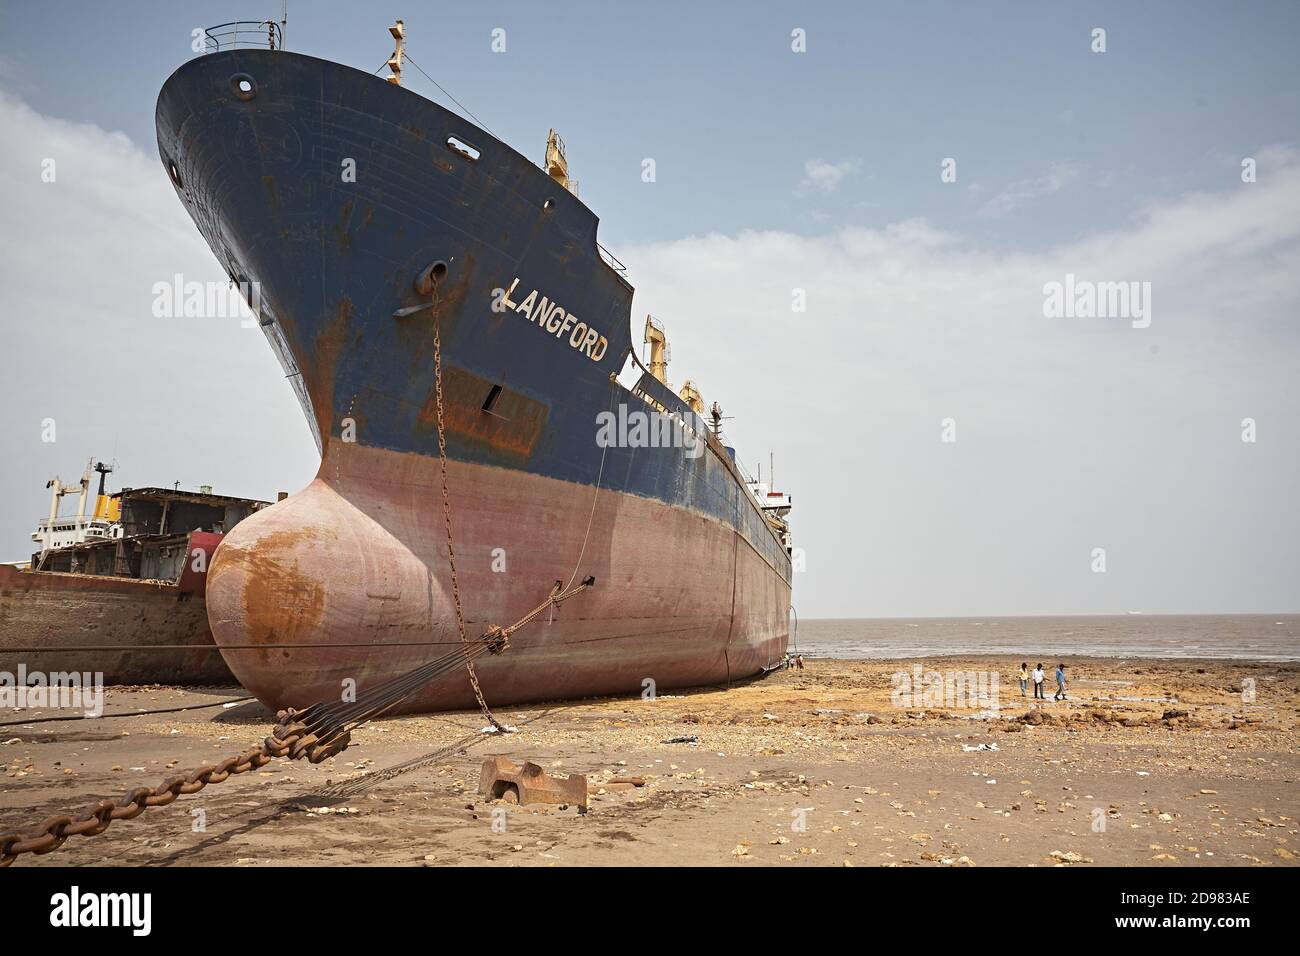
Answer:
430, 287, 509, 734
0, 708, 346, 867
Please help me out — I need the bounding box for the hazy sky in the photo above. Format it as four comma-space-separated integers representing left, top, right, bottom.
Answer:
0, 1, 1297, 617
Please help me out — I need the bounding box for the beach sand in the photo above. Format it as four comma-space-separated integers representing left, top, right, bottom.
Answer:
2, 656, 1297, 867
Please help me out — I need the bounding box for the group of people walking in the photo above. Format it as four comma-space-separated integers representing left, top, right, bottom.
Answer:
1018, 662, 1067, 701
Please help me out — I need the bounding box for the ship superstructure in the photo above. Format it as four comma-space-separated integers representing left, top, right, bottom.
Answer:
30, 461, 121, 555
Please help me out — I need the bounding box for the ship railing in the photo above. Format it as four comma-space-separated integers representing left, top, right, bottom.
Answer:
629, 370, 707, 436
32, 515, 109, 532
202, 20, 283, 53
597, 242, 628, 278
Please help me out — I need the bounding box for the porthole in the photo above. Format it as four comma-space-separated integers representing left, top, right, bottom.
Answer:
230, 73, 257, 101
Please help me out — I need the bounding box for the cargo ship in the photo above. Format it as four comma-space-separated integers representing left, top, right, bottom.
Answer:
0, 461, 268, 685
154, 22, 792, 713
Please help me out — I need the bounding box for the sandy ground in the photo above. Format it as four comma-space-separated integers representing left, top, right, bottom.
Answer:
2, 656, 1297, 867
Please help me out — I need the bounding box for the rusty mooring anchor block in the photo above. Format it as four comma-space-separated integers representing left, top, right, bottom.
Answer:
479, 756, 588, 812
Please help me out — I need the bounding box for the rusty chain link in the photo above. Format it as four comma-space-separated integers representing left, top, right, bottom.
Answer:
0, 707, 347, 867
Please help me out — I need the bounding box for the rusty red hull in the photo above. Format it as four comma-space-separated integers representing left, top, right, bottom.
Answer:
0, 564, 233, 685
208, 443, 788, 712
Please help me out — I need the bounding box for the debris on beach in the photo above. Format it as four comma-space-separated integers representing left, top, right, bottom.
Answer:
1049, 849, 1093, 865
478, 755, 588, 811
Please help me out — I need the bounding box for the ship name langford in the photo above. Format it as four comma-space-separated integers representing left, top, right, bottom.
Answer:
496, 277, 608, 362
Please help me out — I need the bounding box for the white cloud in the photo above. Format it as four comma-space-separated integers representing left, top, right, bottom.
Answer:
623, 146, 1300, 616
0, 91, 320, 558
799, 157, 858, 195
979, 160, 1083, 217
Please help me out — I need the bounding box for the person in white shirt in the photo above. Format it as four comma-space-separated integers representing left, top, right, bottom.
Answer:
1031, 664, 1045, 700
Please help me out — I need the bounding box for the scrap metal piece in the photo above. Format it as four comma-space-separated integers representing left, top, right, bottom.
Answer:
479, 756, 588, 811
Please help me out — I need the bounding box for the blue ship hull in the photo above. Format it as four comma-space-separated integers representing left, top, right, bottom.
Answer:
155, 49, 790, 711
